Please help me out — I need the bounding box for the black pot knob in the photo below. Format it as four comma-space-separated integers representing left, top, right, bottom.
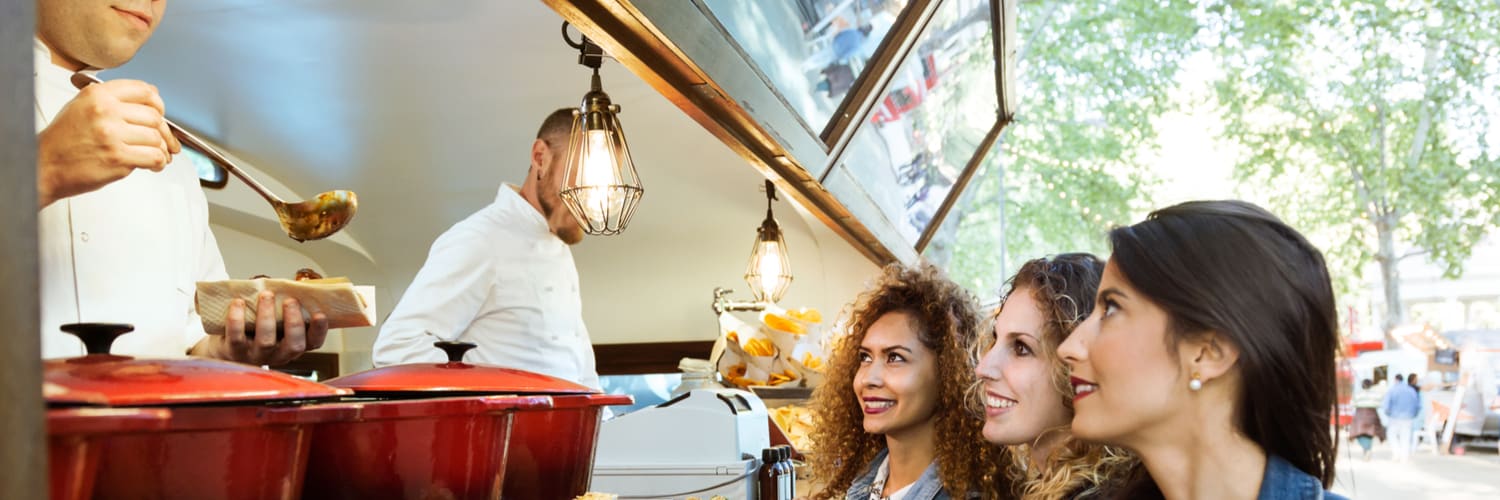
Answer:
433, 341, 477, 363
60, 323, 134, 355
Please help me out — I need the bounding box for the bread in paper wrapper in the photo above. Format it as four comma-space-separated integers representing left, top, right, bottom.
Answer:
713, 305, 828, 389
196, 278, 374, 334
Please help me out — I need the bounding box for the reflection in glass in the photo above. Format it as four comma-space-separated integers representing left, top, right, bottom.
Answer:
703, 0, 910, 130
600, 373, 683, 416
832, 0, 997, 245
921, 142, 1004, 297
183, 146, 227, 188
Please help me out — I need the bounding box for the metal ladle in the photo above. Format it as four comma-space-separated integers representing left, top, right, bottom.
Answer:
71, 73, 358, 242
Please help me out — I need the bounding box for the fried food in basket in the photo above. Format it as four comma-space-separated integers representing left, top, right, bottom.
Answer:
767, 369, 796, 386
787, 307, 823, 324
724, 363, 765, 387
744, 337, 777, 357
800, 352, 824, 371
770, 405, 816, 452
762, 312, 807, 335
574, 493, 617, 500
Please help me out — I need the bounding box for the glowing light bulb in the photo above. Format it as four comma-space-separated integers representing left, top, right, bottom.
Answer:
577, 129, 619, 223
581, 130, 618, 188
755, 241, 783, 290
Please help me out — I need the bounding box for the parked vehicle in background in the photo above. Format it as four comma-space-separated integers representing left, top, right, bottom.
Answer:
1437, 330, 1500, 453
1349, 348, 1428, 388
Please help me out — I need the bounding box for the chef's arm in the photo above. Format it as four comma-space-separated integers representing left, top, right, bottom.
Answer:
372, 228, 495, 366
37, 80, 181, 209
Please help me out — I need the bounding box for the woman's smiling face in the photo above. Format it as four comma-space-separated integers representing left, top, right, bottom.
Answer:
853, 311, 940, 437
1058, 261, 1192, 447
976, 287, 1071, 445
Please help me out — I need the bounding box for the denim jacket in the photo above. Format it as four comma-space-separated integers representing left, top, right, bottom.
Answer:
1257, 454, 1348, 500
845, 449, 974, 500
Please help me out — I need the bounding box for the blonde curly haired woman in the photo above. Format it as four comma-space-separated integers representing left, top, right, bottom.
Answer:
806, 264, 1001, 499
975, 254, 1136, 499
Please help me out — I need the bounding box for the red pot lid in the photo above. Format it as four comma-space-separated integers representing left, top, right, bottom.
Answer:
44, 323, 350, 407
324, 341, 595, 395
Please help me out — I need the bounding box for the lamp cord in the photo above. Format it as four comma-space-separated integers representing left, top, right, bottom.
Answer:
764, 179, 778, 219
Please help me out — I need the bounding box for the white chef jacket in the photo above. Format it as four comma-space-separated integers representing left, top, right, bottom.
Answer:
35, 39, 228, 359
373, 185, 602, 390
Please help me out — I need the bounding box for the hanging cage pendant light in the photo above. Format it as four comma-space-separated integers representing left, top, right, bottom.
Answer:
745, 180, 793, 303
559, 22, 644, 235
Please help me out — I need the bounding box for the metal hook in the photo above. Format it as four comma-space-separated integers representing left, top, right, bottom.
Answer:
561, 21, 604, 70
561, 22, 586, 50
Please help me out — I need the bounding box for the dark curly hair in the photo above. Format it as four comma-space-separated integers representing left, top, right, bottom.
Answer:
807, 263, 1003, 498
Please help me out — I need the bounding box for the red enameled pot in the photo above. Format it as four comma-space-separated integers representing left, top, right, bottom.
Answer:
43, 323, 354, 500
322, 341, 634, 500
302, 394, 552, 500
47, 407, 171, 500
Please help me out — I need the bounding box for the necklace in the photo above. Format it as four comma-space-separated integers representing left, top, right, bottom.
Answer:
868, 457, 891, 500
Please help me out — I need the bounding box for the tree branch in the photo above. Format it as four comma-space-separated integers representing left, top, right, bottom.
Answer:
1398, 249, 1429, 262
1404, 33, 1444, 172
1299, 102, 1384, 221
1346, 160, 1384, 220
1015, 0, 1063, 64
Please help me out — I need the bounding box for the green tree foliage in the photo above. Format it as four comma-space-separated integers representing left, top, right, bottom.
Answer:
930, 0, 1201, 296
1209, 0, 1500, 338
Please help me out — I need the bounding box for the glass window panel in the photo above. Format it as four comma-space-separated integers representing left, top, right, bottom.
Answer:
599, 373, 683, 416
920, 141, 1004, 299
182, 146, 227, 188
830, 0, 997, 247
702, 0, 912, 130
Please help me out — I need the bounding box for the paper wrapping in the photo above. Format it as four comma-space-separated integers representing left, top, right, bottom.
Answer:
196, 278, 374, 335
713, 305, 827, 388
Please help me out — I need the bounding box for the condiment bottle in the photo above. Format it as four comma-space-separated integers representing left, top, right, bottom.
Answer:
758, 447, 780, 500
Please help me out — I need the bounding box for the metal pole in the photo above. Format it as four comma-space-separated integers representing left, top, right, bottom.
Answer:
0, 0, 46, 497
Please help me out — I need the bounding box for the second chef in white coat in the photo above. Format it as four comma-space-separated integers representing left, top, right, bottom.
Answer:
373, 109, 601, 390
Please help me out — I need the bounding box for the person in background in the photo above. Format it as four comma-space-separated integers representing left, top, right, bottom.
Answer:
372, 109, 601, 390
35, 0, 325, 364
806, 264, 999, 499
1382, 372, 1420, 462
1415, 371, 1443, 453
1350, 379, 1386, 460
973, 254, 1136, 499
1059, 200, 1347, 499
1407, 372, 1428, 455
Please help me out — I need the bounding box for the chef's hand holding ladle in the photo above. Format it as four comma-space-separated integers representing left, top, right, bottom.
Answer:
71, 72, 358, 242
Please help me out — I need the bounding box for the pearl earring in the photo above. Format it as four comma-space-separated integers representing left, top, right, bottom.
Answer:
1189, 372, 1203, 391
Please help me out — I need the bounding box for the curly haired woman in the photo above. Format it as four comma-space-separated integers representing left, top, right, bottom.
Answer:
806, 264, 1001, 499
974, 254, 1136, 499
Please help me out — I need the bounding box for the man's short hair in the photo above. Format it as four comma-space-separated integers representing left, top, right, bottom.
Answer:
537, 108, 575, 147
1395, 374, 1405, 382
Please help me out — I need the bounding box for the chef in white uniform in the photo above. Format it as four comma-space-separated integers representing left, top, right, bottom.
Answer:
35, 0, 324, 365
373, 109, 602, 390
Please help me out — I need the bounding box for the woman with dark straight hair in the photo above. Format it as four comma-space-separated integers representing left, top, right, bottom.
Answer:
1058, 200, 1346, 499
